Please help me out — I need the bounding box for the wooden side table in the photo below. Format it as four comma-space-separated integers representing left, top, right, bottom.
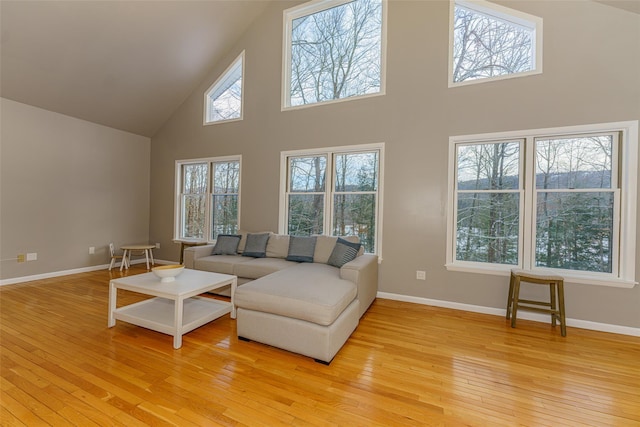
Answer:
120, 244, 156, 271
176, 240, 207, 264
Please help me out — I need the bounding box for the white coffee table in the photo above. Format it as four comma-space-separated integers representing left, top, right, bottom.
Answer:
108, 269, 237, 348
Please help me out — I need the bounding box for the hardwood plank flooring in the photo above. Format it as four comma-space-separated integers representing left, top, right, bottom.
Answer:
1, 266, 638, 426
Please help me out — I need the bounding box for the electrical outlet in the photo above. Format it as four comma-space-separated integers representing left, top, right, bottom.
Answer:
89, 246, 95, 254
416, 270, 426, 280
26, 253, 37, 261
17, 254, 25, 263
155, 242, 161, 249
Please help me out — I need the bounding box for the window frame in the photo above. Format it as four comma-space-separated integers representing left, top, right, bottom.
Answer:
174, 155, 242, 243
279, 143, 385, 256
203, 51, 245, 125
446, 121, 638, 288
531, 132, 620, 277
448, 0, 543, 88
281, 0, 388, 111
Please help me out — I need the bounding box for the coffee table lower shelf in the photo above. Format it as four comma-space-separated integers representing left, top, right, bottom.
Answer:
113, 296, 230, 346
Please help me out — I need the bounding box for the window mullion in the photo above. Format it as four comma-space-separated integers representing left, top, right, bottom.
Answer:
611, 188, 621, 277
522, 136, 535, 270
205, 163, 213, 241
326, 153, 335, 236
178, 192, 185, 238
611, 132, 621, 278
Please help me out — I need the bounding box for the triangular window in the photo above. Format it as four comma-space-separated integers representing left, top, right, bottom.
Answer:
204, 51, 244, 124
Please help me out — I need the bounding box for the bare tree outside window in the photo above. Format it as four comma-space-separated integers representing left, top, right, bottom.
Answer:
333, 152, 378, 253
454, 134, 618, 273
449, 124, 635, 283
205, 52, 243, 123
179, 159, 240, 241
284, 148, 383, 253
453, 3, 535, 83
182, 163, 208, 239
207, 77, 241, 122
287, 156, 327, 235
455, 141, 521, 264
289, 0, 383, 107
535, 136, 615, 273
211, 161, 240, 239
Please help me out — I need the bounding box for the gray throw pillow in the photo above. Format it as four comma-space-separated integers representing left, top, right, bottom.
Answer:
242, 233, 270, 258
327, 237, 362, 268
286, 236, 317, 263
212, 234, 241, 255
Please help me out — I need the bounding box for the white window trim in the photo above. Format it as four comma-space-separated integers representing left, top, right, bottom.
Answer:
281, 0, 388, 111
203, 51, 245, 125
279, 143, 385, 258
446, 121, 638, 288
174, 155, 242, 243
448, 0, 543, 88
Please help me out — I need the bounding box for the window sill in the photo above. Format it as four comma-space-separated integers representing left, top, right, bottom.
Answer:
281, 91, 385, 112
445, 263, 638, 288
203, 117, 242, 126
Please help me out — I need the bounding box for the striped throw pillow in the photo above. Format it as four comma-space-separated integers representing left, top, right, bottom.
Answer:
327, 238, 361, 268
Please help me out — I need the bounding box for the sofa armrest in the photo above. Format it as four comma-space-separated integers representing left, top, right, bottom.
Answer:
183, 244, 215, 268
340, 254, 378, 318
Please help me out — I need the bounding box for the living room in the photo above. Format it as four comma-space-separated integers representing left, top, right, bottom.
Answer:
1, 0, 639, 425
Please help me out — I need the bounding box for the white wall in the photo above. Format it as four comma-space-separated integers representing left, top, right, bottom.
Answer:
0, 98, 151, 280
149, 0, 640, 328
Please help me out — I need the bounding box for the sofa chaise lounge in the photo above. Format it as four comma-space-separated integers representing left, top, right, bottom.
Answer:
184, 232, 378, 363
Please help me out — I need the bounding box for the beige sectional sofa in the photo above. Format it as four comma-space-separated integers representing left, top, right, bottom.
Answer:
183, 232, 378, 363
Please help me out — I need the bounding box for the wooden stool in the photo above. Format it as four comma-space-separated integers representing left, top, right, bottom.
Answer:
506, 269, 566, 336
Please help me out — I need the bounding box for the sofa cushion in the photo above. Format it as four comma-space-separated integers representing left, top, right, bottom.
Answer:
212, 234, 241, 255
313, 235, 360, 264
234, 263, 357, 326
194, 254, 253, 275
313, 235, 338, 264
236, 230, 248, 254
286, 236, 317, 263
327, 238, 362, 268
233, 257, 299, 279
242, 233, 270, 258
266, 234, 289, 258
237, 230, 271, 254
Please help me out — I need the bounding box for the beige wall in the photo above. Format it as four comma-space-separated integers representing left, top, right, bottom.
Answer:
0, 98, 150, 280
150, 1, 640, 327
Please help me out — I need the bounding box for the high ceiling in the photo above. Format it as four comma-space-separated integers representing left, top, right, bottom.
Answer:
1, 0, 637, 138
0, 0, 271, 137
594, 0, 640, 15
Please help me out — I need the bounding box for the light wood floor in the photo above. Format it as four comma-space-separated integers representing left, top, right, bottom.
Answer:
1, 265, 639, 426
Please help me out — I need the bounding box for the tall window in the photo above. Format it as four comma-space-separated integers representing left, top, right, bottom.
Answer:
447, 122, 638, 287
534, 135, 615, 273
455, 140, 522, 265
282, 0, 386, 109
175, 157, 241, 241
204, 51, 244, 124
280, 144, 384, 254
449, 0, 542, 86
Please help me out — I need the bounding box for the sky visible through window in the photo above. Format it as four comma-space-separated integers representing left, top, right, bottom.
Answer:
288, 0, 383, 107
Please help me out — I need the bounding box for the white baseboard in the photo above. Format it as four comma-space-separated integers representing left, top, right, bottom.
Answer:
377, 291, 640, 337
0, 259, 175, 286
3, 272, 636, 337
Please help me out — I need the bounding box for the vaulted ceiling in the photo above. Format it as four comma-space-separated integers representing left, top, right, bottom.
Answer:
0, 0, 271, 137
1, 0, 637, 138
